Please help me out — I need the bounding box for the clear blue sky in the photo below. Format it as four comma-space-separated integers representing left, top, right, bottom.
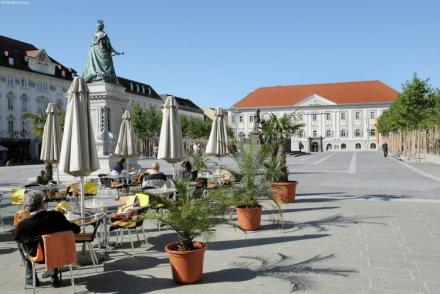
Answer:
1, 0, 439, 108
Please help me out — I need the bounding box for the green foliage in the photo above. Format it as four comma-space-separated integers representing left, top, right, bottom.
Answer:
259, 113, 303, 181
186, 151, 212, 172
378, 74, 440, 133
263, 155, 287, 182
228, 141, 279, 210
180, 116, 212, 139
131, 104, 162, 139
22, 109, 66, 139
140, 178, 229, 251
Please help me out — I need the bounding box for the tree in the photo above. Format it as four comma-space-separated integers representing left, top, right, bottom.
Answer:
22, 109, 66, 183
180, 116, 211, 139
131, 104, 163, 156
377, 74, 440, 133
258, 113, 304, 182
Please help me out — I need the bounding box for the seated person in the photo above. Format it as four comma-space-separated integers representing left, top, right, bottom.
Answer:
142, 162, 167, 189
178, 161, 197, 181
13, 190, 80, 288
111, 158, 126, 175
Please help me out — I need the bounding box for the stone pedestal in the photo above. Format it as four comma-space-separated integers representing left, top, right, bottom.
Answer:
87, 81, 138, 174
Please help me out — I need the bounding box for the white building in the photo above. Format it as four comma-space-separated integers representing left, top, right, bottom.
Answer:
229, 80, 398, 152
0, 35, 76, 162
160, 94, 204, 119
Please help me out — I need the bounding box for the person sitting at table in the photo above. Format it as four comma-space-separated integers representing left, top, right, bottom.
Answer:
178, 161, 197, 181
142, 162, 167, 189
13, 190, 81, 288
111, 158, 126, 175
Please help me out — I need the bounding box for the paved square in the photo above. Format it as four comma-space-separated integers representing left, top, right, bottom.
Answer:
0, 152, 439, 293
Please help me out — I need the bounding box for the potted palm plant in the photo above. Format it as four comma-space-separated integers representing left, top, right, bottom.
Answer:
259, 113, 303, 203
140, 178, 228, 284
228, 142, 280, 231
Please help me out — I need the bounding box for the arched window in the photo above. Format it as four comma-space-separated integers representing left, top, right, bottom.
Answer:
20, 94, 28, 112
326, 144, 332, 150
355, 143, 361, 149
370, 143, 377, 149
341, 143, 347, 150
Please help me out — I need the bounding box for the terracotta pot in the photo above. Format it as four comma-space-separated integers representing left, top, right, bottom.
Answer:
165, 241, 207, 284
271, 181, 298, 203
236, 205, 262, 231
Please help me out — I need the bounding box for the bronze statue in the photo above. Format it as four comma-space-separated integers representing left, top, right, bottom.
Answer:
82, 20, 124, 83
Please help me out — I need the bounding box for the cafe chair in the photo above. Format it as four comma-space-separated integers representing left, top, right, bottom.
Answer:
22, 231, 77, 294
75, 213, 104, 272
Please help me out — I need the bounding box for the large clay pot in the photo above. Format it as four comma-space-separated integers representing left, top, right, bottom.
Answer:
165, 241, 207, 284
271, 181, 297, 203
236, 205, 262, 231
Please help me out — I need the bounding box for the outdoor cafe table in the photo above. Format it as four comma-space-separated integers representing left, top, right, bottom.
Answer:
84, 198, 122, 250
147, 187, 177, 196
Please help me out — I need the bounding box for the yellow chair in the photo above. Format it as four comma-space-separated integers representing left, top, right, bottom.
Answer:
54, 201, 72, 214
11, 188, 26, 205
136, 193, 150, 207
84, 182, 97, 196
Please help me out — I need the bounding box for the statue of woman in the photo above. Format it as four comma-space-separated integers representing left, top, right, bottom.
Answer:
82, 20, 124, 83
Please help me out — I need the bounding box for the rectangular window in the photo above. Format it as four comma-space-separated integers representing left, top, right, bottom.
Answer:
22, 121, 26, 132
20, 79, 27, 89
370, 111, 376, 119
313, 130, 317, 137
326, 130, 332, 137
8, 57, 14, 66
239, 116, 243, 123
298, 130, 304, 138
7, 97, 13, 110
8, 120, 14, 133
340, 130, 347, 137
354, 129, 362, 137
370, 129, 376, 137
355, 111, 361, 120
340, 112, 346, 120
249, 115, 254, 123
312, 113, 317, 121
326, 113, 331, 120
231, 115, 235, 123
7, 76, 14, 87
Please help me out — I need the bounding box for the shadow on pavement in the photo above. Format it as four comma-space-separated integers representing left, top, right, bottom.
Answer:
263, 206, 339, 215
209, 234, 330, 251
232, 253, 358, 292
261, 213, 389, 232
104, 255, 168, 272
0, 247, 16, 255
148, 232, 330, 252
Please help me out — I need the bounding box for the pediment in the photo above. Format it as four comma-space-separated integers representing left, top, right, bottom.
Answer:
294, 94, 337, 107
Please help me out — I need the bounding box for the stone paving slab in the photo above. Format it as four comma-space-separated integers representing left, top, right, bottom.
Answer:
0, 197, 439, 293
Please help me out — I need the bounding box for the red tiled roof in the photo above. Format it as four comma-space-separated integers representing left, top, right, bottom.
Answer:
234, 80, 398, 108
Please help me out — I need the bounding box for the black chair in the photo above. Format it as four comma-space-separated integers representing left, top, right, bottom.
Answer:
75, 214, 104, 272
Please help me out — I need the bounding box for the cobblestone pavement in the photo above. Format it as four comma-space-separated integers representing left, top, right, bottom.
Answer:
0, 151, 439, 293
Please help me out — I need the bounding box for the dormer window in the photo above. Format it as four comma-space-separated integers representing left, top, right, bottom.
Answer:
130, 83, 133, 91
61, 70, 66, 77
8, 57, 14, 66
136, 84, 140, 92
142, 86, 145, 94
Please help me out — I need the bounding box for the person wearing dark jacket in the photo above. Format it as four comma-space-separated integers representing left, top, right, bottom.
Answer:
382, 142, 389, 158
14, 190, 80, 287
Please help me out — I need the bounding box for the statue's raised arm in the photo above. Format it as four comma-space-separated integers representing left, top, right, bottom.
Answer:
82, 20, 122, 84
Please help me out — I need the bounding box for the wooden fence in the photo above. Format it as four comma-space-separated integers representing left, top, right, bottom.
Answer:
381, 128, 440, 160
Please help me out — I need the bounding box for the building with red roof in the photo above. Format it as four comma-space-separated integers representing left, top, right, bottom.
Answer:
229, 80, 399, 152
